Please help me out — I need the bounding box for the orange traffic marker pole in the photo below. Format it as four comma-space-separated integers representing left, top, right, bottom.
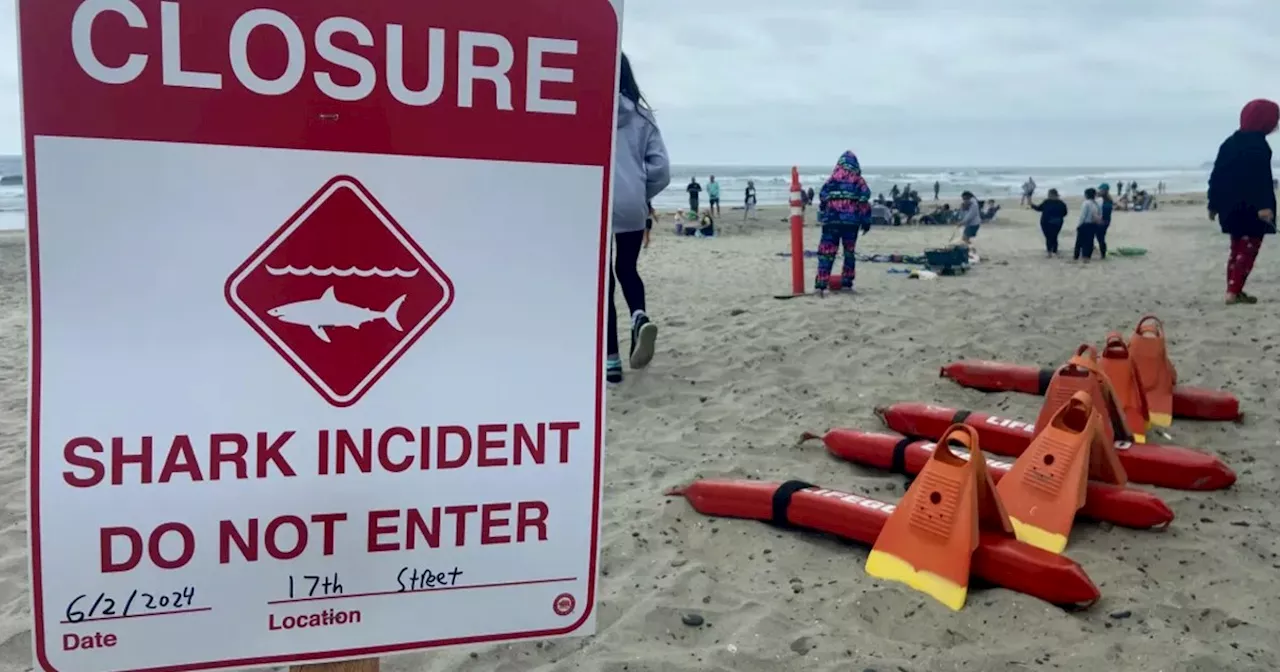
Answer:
776, 166, 806, 299
1099, 332, 1151, 443
865, 424, 1014, 611
998, 391, 1127, 554
1128, 315, 1176, 427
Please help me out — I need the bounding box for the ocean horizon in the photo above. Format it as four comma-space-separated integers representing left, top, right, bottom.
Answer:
654, 164, 1225, 211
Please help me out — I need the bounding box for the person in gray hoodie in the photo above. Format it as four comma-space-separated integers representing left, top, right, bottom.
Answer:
607, 54, 670, 384
957, 191, 982, 247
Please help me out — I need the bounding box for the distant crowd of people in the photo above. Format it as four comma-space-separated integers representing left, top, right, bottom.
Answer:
669, 169, 1181, 270
1025, 178, 1167, 262
867, 184, 999, 234
1023, 176, 1163, 212
674, 172, 1172, 239
682, 175, 768, 229
1025, 184, 1115, 262
605, 50, 1280, 393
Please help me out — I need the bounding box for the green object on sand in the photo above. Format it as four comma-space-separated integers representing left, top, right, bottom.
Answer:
1115, 247, 1147, 257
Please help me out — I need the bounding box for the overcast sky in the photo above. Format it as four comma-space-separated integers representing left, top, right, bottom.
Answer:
0, 0, 1275, 166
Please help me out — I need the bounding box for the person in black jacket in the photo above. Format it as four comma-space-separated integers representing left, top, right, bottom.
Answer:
1029, 188, 1069, 256
1209, 98, 1278, 304
1096, 184, 1114, 259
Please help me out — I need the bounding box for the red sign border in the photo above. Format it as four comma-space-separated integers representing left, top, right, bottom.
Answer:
21, 2, 616, 670
224, 174, 456, 408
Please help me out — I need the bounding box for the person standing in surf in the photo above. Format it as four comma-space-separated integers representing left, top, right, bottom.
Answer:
1209, 98, 1278, 304
686, 177, 702, 214
743, 180, 758, 221
813, 151, 873, 293
606, 53, 669, 383
707, 175, 721, 216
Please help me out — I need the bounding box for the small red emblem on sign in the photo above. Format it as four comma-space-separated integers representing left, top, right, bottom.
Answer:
226, 176, 454, 407
552, 592, 577, 617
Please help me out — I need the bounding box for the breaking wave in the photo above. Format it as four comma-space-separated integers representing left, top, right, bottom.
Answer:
265, 265, 419, 278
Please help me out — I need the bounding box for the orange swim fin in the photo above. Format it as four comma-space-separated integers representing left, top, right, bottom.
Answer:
1033, 344, 1133, 447
1099, 332, 1151, 443
1128, 315, 1176, 428
998, 391, 1127, 554
865, 424, 1014, 611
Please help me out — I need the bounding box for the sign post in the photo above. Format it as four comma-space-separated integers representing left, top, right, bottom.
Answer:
292, 661, 379, 672
292, 660, 379, 672
18, 1, 621, 671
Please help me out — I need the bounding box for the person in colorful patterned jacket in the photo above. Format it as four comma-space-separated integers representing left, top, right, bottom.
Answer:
814, 151, 873, 293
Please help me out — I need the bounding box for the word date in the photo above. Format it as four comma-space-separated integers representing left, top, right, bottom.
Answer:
63, 631, 117, 651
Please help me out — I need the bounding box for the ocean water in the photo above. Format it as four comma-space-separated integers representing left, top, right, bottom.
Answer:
653, 165, 1218, 211
0, 155, 23, 229
0, 154, 1228, 230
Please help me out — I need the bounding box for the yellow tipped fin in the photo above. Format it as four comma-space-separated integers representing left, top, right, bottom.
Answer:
1009, 517, 1069, 554
866, 550, 967, 611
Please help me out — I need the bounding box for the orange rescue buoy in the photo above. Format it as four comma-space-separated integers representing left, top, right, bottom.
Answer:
997, 391, 1127, 554
1099, 333, 1151, 443
938, 359, 1240, 422
1032, 344, 1132, 448
1128, 315, 1177, 427
665, 479, 1100, 606
875, 402, 1236, 491
799, 428, 1172, 529
865, 424, 1014, 610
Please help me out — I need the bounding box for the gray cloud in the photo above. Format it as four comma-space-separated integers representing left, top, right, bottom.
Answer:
623, 0, 1280, 165
0, 0, 17, 156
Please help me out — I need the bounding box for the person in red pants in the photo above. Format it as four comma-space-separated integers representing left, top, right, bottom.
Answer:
1209, 98, 1278, 304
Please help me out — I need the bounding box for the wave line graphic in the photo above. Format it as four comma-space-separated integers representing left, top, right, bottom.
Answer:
265, 265, 420, 278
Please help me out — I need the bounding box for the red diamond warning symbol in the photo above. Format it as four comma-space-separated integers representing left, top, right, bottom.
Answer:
225, 175, 454, 407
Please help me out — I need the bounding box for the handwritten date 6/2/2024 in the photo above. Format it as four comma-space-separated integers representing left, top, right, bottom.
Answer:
65, 587, 196, 623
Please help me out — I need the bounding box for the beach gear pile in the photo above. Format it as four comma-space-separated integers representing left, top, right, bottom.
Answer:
924, 245, 971, 275
669, 315, 1240, 611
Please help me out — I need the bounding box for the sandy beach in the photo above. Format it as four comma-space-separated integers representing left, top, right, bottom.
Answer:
2, 195, 1279, 671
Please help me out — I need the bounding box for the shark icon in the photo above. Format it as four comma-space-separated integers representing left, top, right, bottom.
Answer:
267, 286, 406, 343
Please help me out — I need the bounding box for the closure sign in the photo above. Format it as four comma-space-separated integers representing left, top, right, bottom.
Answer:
19, 0, 620, 670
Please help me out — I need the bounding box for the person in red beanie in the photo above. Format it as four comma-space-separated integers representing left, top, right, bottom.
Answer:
1208, 98, 1278, 304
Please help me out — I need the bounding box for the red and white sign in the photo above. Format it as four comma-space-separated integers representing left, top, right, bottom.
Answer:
225, 175, 454, 407
19, 0, 619, 670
